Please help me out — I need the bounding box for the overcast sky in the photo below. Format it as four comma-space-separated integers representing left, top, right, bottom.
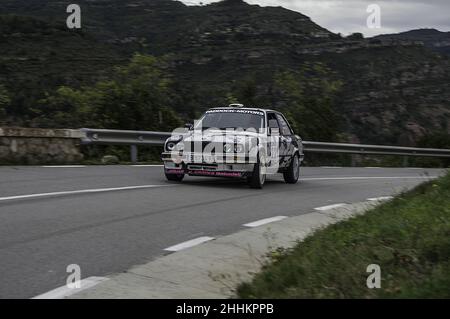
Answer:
178, 0, 450, 37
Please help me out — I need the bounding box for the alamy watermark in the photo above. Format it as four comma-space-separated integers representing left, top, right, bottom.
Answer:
66, 264, 81, 289
66, 4, 81, 29
366, 264, 381, 289
367, 4, 381, 29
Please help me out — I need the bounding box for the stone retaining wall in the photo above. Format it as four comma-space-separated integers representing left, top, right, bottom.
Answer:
0, 127, 84, 165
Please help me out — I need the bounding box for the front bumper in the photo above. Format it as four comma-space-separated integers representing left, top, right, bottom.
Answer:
162, 152, 255, 178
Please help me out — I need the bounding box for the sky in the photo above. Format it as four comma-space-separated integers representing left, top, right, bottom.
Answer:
178, 0, 450, 37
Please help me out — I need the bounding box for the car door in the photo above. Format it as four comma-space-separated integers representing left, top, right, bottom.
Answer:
275, 113, 295, 167
266, 112, 282, 170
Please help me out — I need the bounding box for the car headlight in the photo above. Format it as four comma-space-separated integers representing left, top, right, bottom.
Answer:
224, 144, 233, 153
235, 144, 244, 153
166, 135, 184, 152
167, 142, 176, 151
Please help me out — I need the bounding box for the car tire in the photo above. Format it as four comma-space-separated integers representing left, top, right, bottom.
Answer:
248, 153, 266, 189
283, 153, 300, 184
165, 172, 185, 182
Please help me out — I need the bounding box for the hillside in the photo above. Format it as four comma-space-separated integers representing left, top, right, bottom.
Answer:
376, 29, 450, 56
0, 0, 449, 145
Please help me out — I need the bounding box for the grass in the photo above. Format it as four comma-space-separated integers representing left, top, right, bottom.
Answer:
237, 171, 450, 298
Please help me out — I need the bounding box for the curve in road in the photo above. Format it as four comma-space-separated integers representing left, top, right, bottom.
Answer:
0, 165, 445, 298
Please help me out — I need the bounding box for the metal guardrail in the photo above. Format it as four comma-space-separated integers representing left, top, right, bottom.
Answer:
79, 128, 450, 163
303, 141, 450, 158
80, 128, 171, 146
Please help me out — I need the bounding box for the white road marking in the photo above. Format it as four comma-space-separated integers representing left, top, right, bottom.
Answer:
314, 203, 347, 211
41, 165, 86, 168
243, 216, 287, 228
302, 176, 436, 181
364, 167, 382, 169
367, 196, 393, 201
320, 166, 343, 169
164, 236, 215, 252
32, 276, 108, 299
130, 165, 164, 167
0, 184, 174, 202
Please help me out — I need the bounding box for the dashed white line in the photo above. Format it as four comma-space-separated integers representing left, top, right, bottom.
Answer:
32, 276, 108, 299
367, 196, 393, 201
243, 216, 287, 228
164, 236, 215, 252
0, 184, 175, 202
314, 203, 347, 211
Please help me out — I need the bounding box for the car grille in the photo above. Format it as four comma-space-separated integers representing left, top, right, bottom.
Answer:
185, 141, 228, 154
187, 163, 218, 171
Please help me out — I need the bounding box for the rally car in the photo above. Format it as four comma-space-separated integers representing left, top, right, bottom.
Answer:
161, 104, 304, 188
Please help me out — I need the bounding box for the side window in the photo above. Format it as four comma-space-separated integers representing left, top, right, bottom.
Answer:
267, 113, 279, 130
276, 114, 293, 136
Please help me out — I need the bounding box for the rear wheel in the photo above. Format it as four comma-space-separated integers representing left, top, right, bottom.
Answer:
248, 153, 266, 189
165, 172, 185, 182
283, 153, 300, 184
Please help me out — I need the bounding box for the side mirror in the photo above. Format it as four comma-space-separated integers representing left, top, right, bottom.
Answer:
184, 123, 194, 130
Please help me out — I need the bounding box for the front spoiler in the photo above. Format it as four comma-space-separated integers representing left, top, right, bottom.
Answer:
165, 168, 247, 178
161, 152, 256, 164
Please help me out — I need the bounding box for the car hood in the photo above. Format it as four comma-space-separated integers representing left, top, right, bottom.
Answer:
182, 130, 261, 144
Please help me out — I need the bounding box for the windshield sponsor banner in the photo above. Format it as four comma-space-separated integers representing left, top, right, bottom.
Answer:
206, 109, 264, 116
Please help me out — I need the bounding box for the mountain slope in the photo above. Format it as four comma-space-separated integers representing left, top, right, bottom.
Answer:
0, 0, 449, 145
375, 29, 450, 56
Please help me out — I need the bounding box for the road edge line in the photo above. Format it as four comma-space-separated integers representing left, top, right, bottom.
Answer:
32, 276, 108, 299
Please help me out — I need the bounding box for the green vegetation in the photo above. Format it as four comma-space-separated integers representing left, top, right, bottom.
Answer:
273, 63, 343, 142
221, 63, 343, 142
37, 54, 182, 131
30, 52, 343, 141
0, 14, 127, 127
238, 171, 450, 298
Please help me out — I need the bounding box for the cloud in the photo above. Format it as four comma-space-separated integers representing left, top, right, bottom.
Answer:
178, 0, 450, 37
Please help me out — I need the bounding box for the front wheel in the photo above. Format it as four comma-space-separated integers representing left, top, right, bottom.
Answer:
248, 154, 266, 189
283, 154, 300, 184
165, 172, 185, 182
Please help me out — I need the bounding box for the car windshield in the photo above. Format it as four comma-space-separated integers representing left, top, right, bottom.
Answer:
196, 109, 265, 132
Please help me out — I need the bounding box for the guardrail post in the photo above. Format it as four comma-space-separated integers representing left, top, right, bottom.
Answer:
403, 156, 409, 167
351, 155, 356, 167
130, 145, 138, 164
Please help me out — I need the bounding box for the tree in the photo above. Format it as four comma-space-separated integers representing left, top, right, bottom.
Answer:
225, 75, 272, 107
273, 63, 343, 141
39, 54, 183, 130
34, 86, 92, 127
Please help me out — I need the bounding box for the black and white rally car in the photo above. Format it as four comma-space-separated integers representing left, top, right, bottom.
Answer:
161, 104, 304, 188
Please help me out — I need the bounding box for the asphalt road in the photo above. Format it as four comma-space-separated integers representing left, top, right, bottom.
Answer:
0, 165, 446, 298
